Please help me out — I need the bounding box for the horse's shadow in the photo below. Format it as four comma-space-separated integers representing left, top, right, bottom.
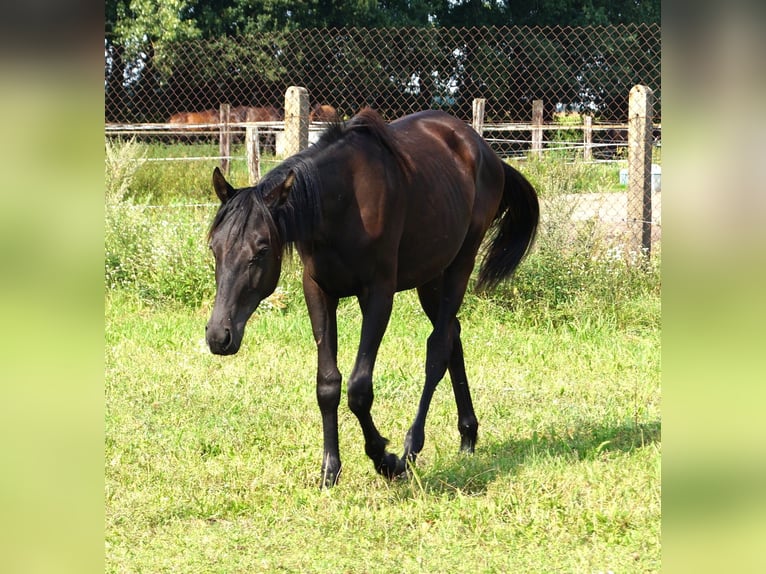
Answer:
409, 419, 661, 496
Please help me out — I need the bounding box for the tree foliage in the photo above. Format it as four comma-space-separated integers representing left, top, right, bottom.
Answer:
105, 0, 660, 123
107, 0, 659, 40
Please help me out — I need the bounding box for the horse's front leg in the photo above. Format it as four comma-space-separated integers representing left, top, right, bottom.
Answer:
347, 284, 406, 479
303, 273, 342, 488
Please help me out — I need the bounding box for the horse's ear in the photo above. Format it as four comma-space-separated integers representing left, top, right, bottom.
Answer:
212, 167, 235, 204
264, 170, 295, 209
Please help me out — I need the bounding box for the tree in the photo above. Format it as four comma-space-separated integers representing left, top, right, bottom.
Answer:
105, 0, 660, 122
431, 0, 659, 26
106, 0, 202, 121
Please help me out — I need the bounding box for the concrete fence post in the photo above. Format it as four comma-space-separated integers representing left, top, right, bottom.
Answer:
627, 85, 654, 257
284, 86, 309, 157
218, 103, 231, 175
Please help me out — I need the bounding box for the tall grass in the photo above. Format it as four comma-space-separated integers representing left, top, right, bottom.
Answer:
519, 155, 623, 197
104, 141, 658, 317
105, 138, 280, 203
105, 137, 146, 204
496, 157, 660, 331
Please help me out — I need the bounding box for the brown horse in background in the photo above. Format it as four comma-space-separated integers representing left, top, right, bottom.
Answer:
168, 106, 283, 125
309, 104, 338, 122
167, 106, 282, 149
168, 109, 219, 125
232, 106, 283, 123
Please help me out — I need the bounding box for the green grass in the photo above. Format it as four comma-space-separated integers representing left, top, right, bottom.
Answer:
107, 138, 281, 203
105, 141, 660, 571
517, 156, 625, 197
105, 282, 659, 572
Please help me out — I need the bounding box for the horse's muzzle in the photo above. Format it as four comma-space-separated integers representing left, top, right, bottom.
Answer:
205, 323, 239, 355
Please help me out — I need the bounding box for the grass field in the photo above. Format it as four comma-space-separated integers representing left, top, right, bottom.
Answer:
105, 284, 659, 572
105, 143, 660, 572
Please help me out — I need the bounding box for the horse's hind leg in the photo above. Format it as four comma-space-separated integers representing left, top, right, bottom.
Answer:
445, 323, 479, 453
405, 269, 478, 462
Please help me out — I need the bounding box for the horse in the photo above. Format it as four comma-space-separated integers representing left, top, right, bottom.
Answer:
205, 108, 539, 487
167, 109, 220, 143
247, 105, 283, 122
231, 105, 283, 123
309, 103, 338, 123
170, 109, 219, 125
168, 111, 190, 124
169, 107, 282, 125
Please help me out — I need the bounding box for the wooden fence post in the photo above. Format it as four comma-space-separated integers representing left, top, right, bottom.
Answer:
583, 115, 593, 161
627, 85, 654, 256
246, 125, 261, 185
219, 103, 231, 175
284, 86, 309, 157
531, 99, 543, 158
472, 98, 486, 135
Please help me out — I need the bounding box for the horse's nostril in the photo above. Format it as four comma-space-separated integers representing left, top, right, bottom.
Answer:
222, 328, 232, 349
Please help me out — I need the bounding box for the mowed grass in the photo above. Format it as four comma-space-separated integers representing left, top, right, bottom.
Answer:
105, 280, 660, 572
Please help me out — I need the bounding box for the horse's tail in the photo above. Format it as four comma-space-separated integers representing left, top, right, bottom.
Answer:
476, 162, 540, 291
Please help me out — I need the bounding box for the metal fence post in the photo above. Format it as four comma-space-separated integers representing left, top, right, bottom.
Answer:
627, 85, 654, 256
284, 86, 309, 157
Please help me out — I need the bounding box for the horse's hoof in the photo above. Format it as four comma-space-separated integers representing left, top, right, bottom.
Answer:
320, 465, 341, 489
376, 452, 406, 479
459, 436, 476, 453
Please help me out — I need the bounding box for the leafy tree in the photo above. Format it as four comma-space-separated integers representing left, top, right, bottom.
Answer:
106, 0, 202, 121
432, 0, 659, 26
105, 0, 660, 122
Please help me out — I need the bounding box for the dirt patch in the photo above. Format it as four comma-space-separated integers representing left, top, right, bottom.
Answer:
541, 191, 662, 248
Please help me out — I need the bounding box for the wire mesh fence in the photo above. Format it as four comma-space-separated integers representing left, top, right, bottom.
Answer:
105, 24, 661, 255
106, 25, 660, 124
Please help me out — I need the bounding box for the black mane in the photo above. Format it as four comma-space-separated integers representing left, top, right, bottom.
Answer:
208, 109, 409, 252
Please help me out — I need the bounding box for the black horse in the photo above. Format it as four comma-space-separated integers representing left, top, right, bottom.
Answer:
206, 109, 539, 486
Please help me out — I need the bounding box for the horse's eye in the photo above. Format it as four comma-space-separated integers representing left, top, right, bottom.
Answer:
249, 247, 269, 266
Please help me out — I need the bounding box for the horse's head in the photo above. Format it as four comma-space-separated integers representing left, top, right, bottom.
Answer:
205, 167, 293, 355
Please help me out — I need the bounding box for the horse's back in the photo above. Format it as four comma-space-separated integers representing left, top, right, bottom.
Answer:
304, 109, 506, 294
245, 106, 282, 122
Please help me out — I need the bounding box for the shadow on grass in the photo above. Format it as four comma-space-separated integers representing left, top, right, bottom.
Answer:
413, 419, 661, 496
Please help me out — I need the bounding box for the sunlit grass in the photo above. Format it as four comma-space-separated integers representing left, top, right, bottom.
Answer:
106, 285, 659, 572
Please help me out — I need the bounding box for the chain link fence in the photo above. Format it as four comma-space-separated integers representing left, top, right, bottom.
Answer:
106, 25, 659, 125
105, 24, 661, 254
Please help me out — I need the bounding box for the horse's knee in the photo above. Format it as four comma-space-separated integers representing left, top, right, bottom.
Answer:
347, 375, 373, 415
316, 370, 342, 410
